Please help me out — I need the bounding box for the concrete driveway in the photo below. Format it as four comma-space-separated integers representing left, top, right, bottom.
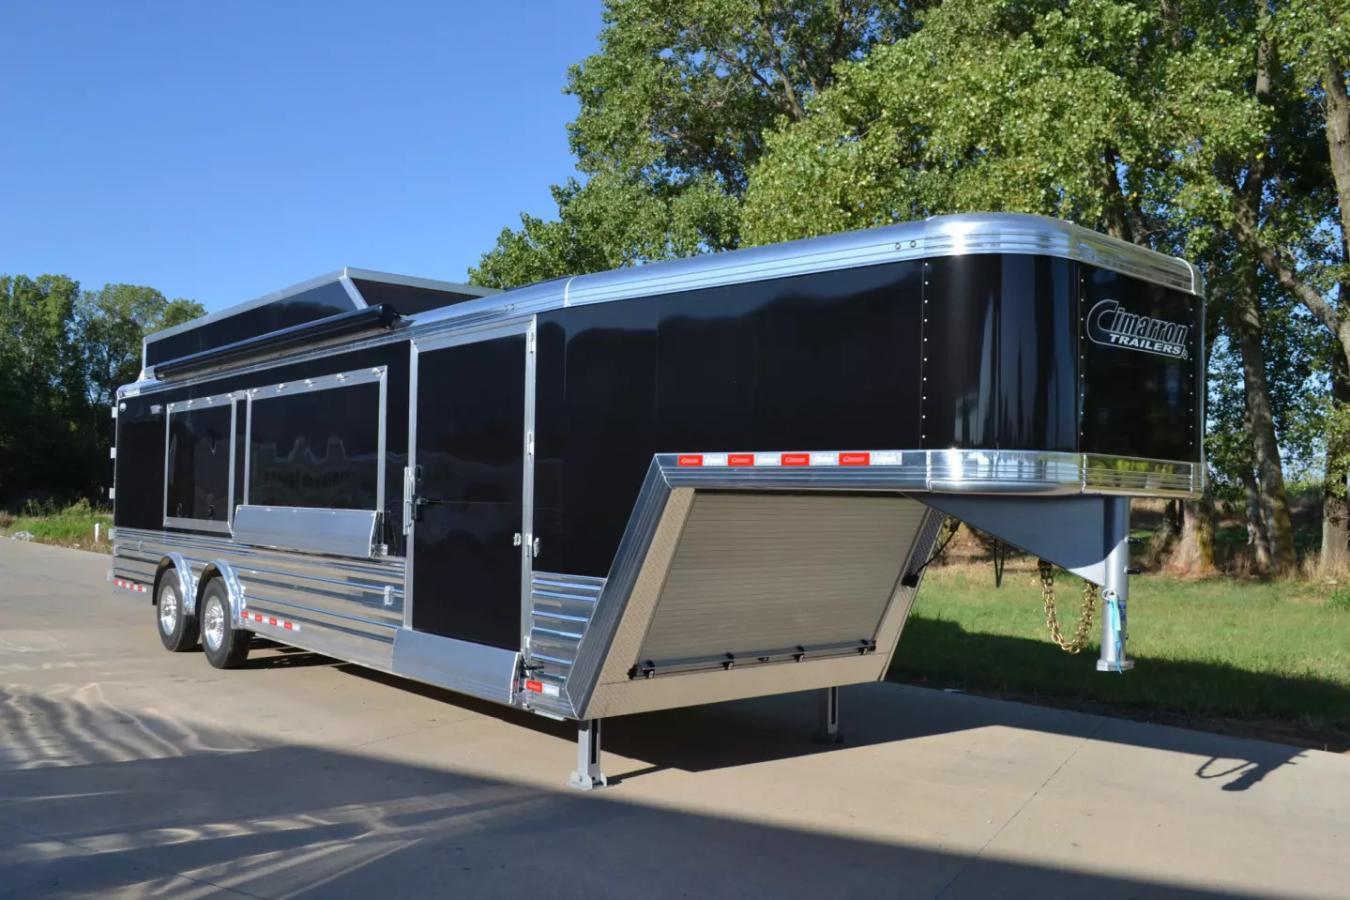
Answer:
0, 538, 1345, 898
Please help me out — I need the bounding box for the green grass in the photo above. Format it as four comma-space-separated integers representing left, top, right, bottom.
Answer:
893, 562, 1350, 743
0, 499, 112, 550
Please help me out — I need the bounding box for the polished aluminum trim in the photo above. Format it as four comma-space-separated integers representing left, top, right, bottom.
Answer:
343, 267, 500, 299
520, 317, 538, 650
113, 526, 404, 670
523, 571, 605, 717
120, 213, 1202, 404
232, 506, 379, 559
391, 628, 519, 704
660, 450, 1198, 499
337, 274, 368, 309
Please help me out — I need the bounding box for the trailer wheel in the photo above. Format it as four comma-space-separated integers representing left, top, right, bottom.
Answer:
156, 574, 199, 652
199, 579, 251, 669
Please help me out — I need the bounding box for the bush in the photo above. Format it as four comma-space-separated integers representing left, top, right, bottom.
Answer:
1330, 588, 1350, 612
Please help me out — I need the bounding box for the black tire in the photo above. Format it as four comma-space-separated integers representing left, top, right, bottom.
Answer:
156, 574, 199, 652
199, 579, 252, 669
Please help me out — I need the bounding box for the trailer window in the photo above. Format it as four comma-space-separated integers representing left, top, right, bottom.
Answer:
246, 376, 383, 511
164, 400, 235, 532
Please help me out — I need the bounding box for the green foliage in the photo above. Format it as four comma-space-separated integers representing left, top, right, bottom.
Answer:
1329, 587, 1350, 612
471, 0, 917, 287
1, 498, 113, 549
0, 274, 203, 505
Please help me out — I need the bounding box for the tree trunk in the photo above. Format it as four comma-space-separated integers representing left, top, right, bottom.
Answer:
1231, 266, 1297, 574
1321, 351, 1350, 576
1243, 468, 1273, 573
1226, 14, 1296, 575
1167, 482, 1218, 577
1144, 499, 1181, 568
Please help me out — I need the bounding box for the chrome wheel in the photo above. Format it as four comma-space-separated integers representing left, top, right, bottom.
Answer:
203, 596, 226, 652
158, 584, 179, 634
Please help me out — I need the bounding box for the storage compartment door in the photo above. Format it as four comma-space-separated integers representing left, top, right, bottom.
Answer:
409, 327, 530, 650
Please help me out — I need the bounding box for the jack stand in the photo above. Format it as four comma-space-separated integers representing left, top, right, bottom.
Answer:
1096, 497, 1135, 673
568, 719, 607, 790
814, 686, 843, 744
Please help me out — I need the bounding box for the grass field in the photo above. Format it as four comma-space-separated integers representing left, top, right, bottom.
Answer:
894, 561, 1350, 748
0, 500, 112, 551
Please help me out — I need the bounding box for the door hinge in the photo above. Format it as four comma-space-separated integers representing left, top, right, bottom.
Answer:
527, 430, 535, 458
527, 330, 536, 354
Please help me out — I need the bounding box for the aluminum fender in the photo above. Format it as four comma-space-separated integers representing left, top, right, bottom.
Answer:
156, 553, 198, 615
198, 561, 247, 624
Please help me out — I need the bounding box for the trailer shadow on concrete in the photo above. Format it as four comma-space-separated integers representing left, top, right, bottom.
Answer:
0, 688, 1273, 899
322, 632, 1319, 797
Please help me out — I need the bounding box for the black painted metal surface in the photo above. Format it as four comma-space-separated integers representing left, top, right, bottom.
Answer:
145, 281, 359, 368
411, 335, 526, 650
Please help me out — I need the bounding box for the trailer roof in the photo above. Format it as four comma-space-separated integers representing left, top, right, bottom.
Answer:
142, 268, 496, 369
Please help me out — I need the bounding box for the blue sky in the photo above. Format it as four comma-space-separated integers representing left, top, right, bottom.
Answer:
0, 1, 603, 311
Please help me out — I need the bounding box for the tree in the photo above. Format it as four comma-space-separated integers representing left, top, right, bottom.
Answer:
78, 284, 203, 409
741, 0, 1325, 572
0, 275, 202, 506
471, 0, 924, 287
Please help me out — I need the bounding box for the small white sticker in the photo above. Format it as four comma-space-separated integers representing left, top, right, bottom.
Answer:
542, 683, 560, 697
703, 453, 728, 467
754, 453, 779, 467
872, 451, 903, 466
810, 452, 837, 466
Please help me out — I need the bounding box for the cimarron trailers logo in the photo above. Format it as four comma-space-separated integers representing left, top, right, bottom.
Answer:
1087, 299, 1190, 359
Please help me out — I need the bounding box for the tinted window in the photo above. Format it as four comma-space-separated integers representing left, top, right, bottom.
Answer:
248, 382, 380, 509
115, 398, 165, 529
165, 404, 233, 522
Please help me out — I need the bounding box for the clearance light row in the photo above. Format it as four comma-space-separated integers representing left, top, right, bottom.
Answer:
243, 610, 302, 633
676, 451, 903, 468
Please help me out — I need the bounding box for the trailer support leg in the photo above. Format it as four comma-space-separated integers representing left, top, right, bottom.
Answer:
568, 719, 607, 790
815, 686, 842, 744
1096, 497, 1134, 673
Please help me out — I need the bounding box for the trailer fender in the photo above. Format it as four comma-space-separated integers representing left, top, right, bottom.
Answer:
154, 554, 198, 614
197, 561, 246, 626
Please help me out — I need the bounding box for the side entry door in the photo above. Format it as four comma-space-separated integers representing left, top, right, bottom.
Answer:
407, 321, 534, 651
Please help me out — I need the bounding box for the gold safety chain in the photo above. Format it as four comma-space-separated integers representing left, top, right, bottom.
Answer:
1037, 560, 1098, 653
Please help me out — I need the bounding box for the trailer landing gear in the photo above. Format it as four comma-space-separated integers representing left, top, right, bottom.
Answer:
568, 719, 607, 790
815, 686, 842, 744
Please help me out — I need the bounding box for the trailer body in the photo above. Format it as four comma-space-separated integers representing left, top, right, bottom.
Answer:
110, 214, 1204, 784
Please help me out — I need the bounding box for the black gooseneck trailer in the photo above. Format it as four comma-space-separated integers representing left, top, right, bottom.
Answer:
110, 213, 1204, 788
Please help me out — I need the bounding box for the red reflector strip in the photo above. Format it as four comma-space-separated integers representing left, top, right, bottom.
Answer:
677, 454, 704, 467
839, 452, 871, 466
113, 578, 147, 593
728, 453, 754, 466
525, 679, 544, 693
247, 611, 301, 633
781, 453, 810, 466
